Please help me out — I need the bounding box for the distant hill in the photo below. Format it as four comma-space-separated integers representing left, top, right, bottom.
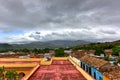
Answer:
104, 40, 120, 45
2, 39, 120, 50
0, 43, 13, 49
0, 40, 90, 49
72, 39, 120, 50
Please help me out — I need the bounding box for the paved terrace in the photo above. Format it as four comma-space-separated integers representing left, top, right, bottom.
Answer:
28, 60, 87, 80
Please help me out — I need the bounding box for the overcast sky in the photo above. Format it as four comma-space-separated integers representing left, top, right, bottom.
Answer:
0, 0, 120, 43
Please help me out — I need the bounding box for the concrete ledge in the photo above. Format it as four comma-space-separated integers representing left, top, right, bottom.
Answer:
0, 64, 38, 67
0, 58, 41, 61
52, 57, 68, 60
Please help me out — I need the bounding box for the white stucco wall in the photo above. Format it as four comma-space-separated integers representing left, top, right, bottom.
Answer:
69, 56, 81, 66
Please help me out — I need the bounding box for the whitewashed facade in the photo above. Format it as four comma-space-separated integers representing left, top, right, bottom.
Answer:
69, 56, 81, 66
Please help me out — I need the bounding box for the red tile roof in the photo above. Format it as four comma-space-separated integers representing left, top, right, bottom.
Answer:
104, 49, 113, 55
71, 50, 85, 59
87, 50, 96, 54
81, 55, 108, 68
103, 66, 120, 80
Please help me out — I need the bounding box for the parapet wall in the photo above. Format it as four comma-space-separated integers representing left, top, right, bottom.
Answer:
0, 64, 38, 68
22, 64, 40, 80
40, 58, 52, 65
0, 58, 41, 61
52, 57, 68, 60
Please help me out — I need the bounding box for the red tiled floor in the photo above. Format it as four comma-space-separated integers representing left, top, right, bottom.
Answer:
52, 60, 72, 65
28, 60, 87, 80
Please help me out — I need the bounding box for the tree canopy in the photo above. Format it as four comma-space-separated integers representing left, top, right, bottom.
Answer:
55, 48, 64, 57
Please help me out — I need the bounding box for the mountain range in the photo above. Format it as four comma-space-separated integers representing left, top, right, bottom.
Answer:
0, 40, 90, 49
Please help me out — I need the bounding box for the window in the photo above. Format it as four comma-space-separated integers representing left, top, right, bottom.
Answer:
99, 77, 102, 80
89, 67, 91, 75
86, 65, 88, 72
81, 62, 83, 68
83, 64, 85, 70
94, 72, 96, 79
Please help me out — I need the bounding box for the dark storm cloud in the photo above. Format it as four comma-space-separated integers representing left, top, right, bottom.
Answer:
40, 30, 98, 41
0, 0, 92, 30
29, 32, 43, 40
0, 0, 26, 15
100, 29, 116, 35
0, 0, 120, 42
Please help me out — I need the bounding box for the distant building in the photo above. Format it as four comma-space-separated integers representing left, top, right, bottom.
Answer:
71, 50, 85, 59
44, 53, 51, 58
64, 50, 72, 54
30, 54, 38, 58
7, 51, 16, 54
64, 50, 72, 56
104, 49, 113, 56
0, 52, 28, 58
19, 55, 29, 58
44, 53, 54, 60
70, 50, 85, 66
87, 50, 96, 55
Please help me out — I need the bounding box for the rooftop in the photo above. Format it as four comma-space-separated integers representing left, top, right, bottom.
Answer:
104, 49, 113, 54
0, 57, 94, 80
81, 55, 108, 68
29, 60, 87, 80
103, 66, 120, 80
71, 50, 85, 59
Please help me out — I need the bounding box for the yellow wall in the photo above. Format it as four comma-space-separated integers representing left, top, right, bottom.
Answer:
104, 76, 110, 80
22, 65, 40, 80
52, 57, 68, 60
0, 64, 38, 67
0, 58, 41, 61
40, 59, 52, 65
3, 67, 34, 80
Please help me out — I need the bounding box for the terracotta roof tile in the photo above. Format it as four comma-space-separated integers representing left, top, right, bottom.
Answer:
103, 66, 120, 80
80, 55, 108, 68
104, 49, 113, 54
87, 50, 96, 54
71, 50, 85, 59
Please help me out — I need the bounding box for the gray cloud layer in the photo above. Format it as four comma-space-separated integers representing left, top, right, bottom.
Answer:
0, 0, 120, 43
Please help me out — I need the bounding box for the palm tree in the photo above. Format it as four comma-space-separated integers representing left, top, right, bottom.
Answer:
5, 70, 18, 80
0, 66, 5, 80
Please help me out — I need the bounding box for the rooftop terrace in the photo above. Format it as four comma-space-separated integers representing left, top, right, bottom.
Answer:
29, 60, 87, 80
0, 58, 94, 80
